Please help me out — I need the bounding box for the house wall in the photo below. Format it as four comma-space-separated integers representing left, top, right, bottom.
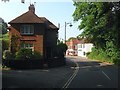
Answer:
44, 29, 58, 58
34, 24, 45, 35
78, 43, 93, 57
66, 39, 80, 56
8, 26, 21, 51
9, 24, 44, 55
45, 29, 58, 47
34, 35, 43, 55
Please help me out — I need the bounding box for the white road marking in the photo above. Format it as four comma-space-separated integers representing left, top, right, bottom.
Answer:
102, 71, 111, 80
63, 61, 79, 88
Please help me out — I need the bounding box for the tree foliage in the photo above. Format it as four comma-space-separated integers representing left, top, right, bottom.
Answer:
10, 35, 20, 54
73, 2, 120, 48
73, 2, 120, 65
67, 37, 76, 42
2, 40, 9, 52
0, 18, 8, 34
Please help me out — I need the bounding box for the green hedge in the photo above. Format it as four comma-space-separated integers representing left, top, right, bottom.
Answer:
87, 47, 120, 65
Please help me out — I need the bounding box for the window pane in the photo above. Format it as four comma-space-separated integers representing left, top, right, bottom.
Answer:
20, 25, 34, 34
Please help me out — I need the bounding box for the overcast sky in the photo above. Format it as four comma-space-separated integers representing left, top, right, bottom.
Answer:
0, 0, 82, 40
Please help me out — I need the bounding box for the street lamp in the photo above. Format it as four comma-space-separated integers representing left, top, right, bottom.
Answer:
65, 22, 72, 43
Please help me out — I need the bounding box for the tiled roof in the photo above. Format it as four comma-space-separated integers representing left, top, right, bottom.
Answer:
9, 11, 44, 24
71, 39, 82, 44
40, 17, 58, 29
66, 38, 84, 46
8, 11, 58, 30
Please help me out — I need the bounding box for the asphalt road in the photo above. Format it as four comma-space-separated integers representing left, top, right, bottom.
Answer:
65, 56, 119, 88
2, 58, 76, 88
2, 56, 119, 89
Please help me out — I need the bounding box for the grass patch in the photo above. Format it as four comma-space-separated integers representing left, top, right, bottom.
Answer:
0, 33, 9, 40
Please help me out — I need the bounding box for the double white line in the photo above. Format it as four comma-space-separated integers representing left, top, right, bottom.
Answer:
62, 61, 79, 89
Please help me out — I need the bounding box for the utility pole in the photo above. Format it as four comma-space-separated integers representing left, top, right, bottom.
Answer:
64, 22, 72, 44
65, 22, 67, 44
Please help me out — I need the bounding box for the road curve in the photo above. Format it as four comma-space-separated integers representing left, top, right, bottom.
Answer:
65, 56, 118, 88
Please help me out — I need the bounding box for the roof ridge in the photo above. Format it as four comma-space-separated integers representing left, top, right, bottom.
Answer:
9, 11, 44, 24
39, 17, 58, 30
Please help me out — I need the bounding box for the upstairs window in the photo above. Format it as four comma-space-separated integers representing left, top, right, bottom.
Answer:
20, 25, 34, 35
78, 44, 82, 48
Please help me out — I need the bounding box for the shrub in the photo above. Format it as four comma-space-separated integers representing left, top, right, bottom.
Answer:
2, 40, 9, 53
15, 49, 33, 60
86, 52, 90, 56
112, 50, 120, 65
57, 42, 68, 54
113, 58, 120, 66
87, 47, 111, 62
3, 50, 12, 59
33, 51, 42, 59
15, 49, 42, 60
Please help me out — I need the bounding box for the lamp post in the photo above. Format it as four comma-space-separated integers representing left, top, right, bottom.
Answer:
64, 22, 72, 44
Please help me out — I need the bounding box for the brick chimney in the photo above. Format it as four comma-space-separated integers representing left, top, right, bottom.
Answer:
29, 4, 35, 13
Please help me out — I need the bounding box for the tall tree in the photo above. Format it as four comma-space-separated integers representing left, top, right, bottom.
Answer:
73, 2, 120, 49
0, 18, 7, 34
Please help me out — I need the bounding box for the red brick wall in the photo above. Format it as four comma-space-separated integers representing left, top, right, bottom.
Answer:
34, 35, 43, 55
8, 26, 21, 51
9, 26, 43, 55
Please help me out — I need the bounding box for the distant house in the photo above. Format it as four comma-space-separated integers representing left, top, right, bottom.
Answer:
8, 4, 59, 59
66, 38, 81, 56
77, 43, 93, 57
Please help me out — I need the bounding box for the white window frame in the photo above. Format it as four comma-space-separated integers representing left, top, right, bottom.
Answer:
20, 25, 34, 35
83, 44, 85, 48
78, 44, 82, 48
21, 43, 34, 51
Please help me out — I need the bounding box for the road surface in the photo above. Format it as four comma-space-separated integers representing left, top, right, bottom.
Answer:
2, 56, 119, 89
65, 56, 118, 88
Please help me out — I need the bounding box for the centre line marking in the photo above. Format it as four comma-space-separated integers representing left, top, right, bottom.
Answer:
102, 71, 111, 80
63, 61, 79, 89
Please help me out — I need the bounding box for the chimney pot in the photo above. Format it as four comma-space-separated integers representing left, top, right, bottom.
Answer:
29, 4, 35, 13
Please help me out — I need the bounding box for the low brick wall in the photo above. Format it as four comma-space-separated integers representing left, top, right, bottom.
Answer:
2, 59, 44, 69
2, 57, 66, 69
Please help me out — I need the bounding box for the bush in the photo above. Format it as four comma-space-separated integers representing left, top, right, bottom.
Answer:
86, 52, 90, 56
87, 47, 112, 62
57, 43, 68, 54
33, 51, 42, 59
3, 50, 13, 59
2, 40, 9, 52
113, 58, 120, 66
15, 49, 33, 60
15, 49, 42, 60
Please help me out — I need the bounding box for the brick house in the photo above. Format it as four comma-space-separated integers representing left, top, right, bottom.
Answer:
8, 4, 59, 59
66, 38, 82, 56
